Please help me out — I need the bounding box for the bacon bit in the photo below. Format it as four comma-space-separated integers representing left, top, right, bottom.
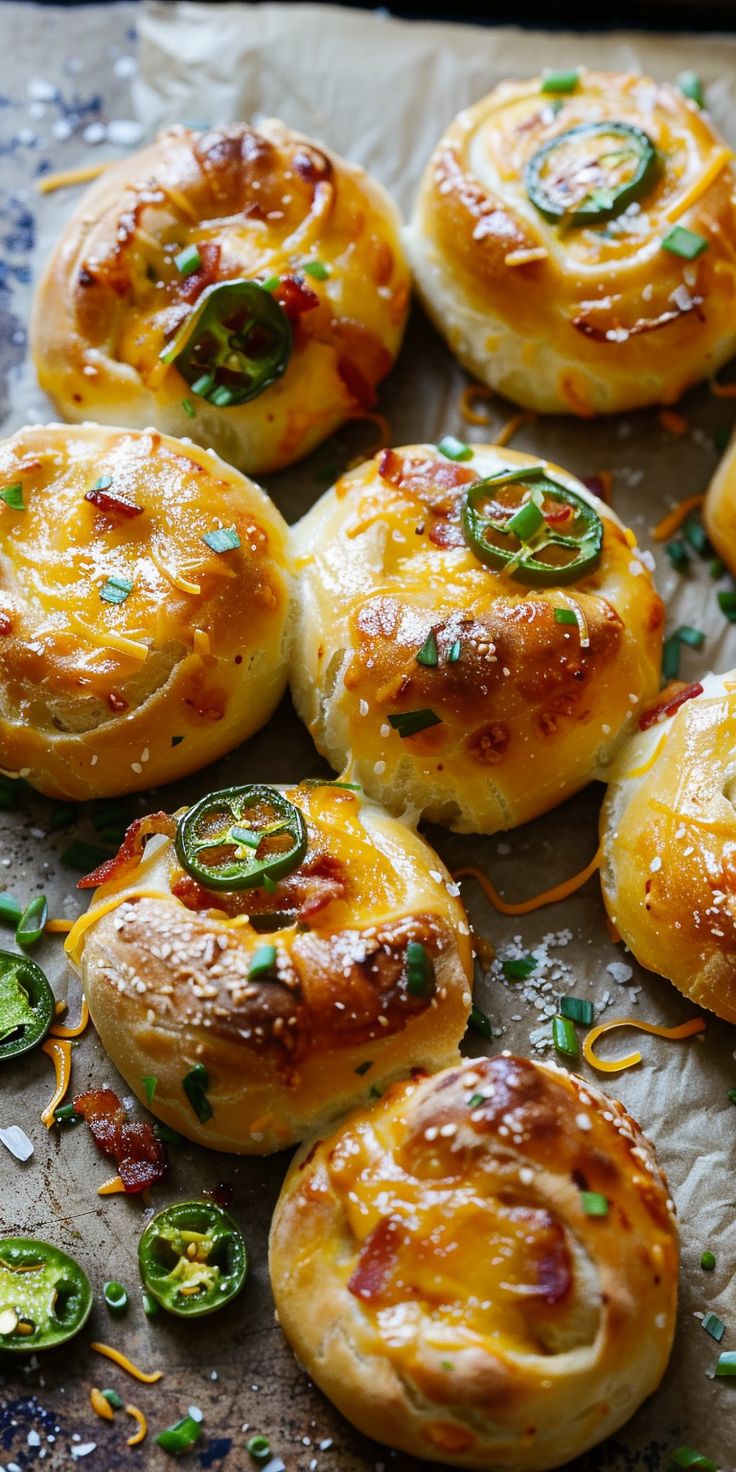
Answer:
658, 409, 688, 435
710, 373, 736, 399
126, 1405, 147, 1447
427, 520, 466, 549
98, 1174, 127, 1196
89, 1387, 115, 1422
73, 1088, 168, 1194
378, 448, 475, 497
40, 1038, 72, 1128
274, 275, 320, 320
455, 847, 601, 917
90, 1342, 163, 1384
0, 612, 13, 636
77, 812, 176, 889
494, 411, 536, 448
583, 1015, 706, 1074
36, 161, 109, 194
651, 493, 705, 542
173, 849, 347, 923
460, 383, 494, 426
49, 997, 89, 1038
344, 410, 391, 468
638, 681, 703, 731
84, 487, 144, 519
348, 1218, 402, 1302
582, 471, 613, 506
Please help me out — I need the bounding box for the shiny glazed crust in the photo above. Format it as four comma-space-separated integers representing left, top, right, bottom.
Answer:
31, 120, 410, 474
67, 783, 473, 1153
600, 669, 736, 1022
406, 71, 736, 415
270, 1055, 678, 1470
0, 423, 292, 799
290, 443, 663, 833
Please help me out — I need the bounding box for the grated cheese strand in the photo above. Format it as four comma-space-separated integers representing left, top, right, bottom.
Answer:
90, 1342, 163, 1383
36, 161, 110, 194
40, 1038, 72, 1128
49, 997, 89, 1039
45, 918, 75, 934
494, 411, 536, 448
665, 147, 733, 222
126, 1405, 148, 1447
460, 383, 494, 426
455, 847, 601, 916
651, 493, 705, 542
583, 1015, 706, 1073
622, 731, 668, 780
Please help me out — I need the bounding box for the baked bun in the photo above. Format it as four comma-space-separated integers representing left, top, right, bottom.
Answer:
31, 121, 410, 474
600, 669, 736, 1023
0, 423, 291, 800
66, 780, 472, 1153
270, 1054, 678, 1470
703, 430, 736, 572
406, 70, 736, 415
290, 443, 663, 833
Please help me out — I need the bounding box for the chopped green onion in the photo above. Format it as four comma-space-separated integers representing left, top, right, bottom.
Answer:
92, 475, 113, 492
100, 575, 133, 605
171, 735, 185, 747
231, 825, 261, 850
388, 708, 442, 739
16, 895, 48, 947
682, 513, 709, 555
701, 1250, 716, 1271
261, 275, 280, 292
675, 625, 705, 648
249, 943, 277, 981
247, 1435, 272, 1462
153, 1121, 185, 1146
713, 427, 730, 453
718, 590, 736, 623
60, 839, 112, 872
354, 1060, 373, 1076
405, 939, 432, 996
506, 499, 545, 541
469, 1002, 492, 1039
558, 995, 594, 1026
710, 557, 726, 580
369, 1083, 383, 1099
174, 244, 202, 276
440, 1358, 454, 1370
728, 1088, 736, 1105
181, 398, 195, 418
210, 385, 235, 407
203, 526, 240, 553
662, 225, 709, 260
54, 1103, 83, 1126
142, 1075, 157, 1107
416, 631, 439, 667
156, 1413, 203, 1456
191, 372, 215, 398
467, 1093, 484, 1108
182, 1062, 213, 1124
0, 892, 22, 927
714, 1350, 736, 1377
102, 1387, 124, 1411
447, 639, 462, 663
554, 607, 577, 626
702, 1311, 726, 1341
676, 71, 704, 108
665, 539, 689, 572
580, 1190, 609, 1217
437, 434, 473, 462
662, 635, 682, 682
0, 482, 25, 510
103, 1280, 129, 1316
668, 1448, 716, 1470
142, 1289, 159, 1317
502, 956, 537, 981
302, 259, 329, 280
541, 69, 579, 94
553, 1013, 579, 1059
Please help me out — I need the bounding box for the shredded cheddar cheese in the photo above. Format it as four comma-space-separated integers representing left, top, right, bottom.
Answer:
90, 1342, 163, 1384
455, 847, 601, 916
622, 731, 668, 780
126, 1405, 148, 1447
665, 147, 733, 222
493, 411, 536, 448
40, 1038, 72, 1128
65, 889, 170, 965
45, 917, 75, 935
68, 612, 149, 663
49, 997, 89, 1039
460, 383, 494, 426
583, 1015, 706, 1073
36, 161, 110, 194
149, 545, 202, 596
98, 1174, 127, 1196
651, 494, 705, 542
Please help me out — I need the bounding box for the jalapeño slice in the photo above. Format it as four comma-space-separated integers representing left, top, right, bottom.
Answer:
175, 784, 308, 894
138, 1202, 247, 1318
0, 951, 54, 1062
525, 121, 659, 227
462, 465, 603, 586
0, 1238, 92, 1352
160, 280, 292, 405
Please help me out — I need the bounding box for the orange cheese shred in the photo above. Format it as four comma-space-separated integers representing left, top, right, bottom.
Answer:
45, 918, 75, 934
455, 847, 601, 916
90, 1342, 163, 1384
36, 161, 109, 194
651, 494, 705, 542
710, 374, 736, 399
460, 383, 494, 426
126, 1404, 148, 1446
493, 411, 536, 448
89, 1387, 115, 1422
658, 409, 688, 436
621, 731, 668, 781
40, 1038, 73, 1128
49, 997, 89, 1039
98, 1174, 127, 1196
582, 1015, 706, 1073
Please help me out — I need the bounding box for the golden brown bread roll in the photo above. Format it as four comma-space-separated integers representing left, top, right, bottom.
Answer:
406, 70, 736, 415
600, 669, 736, 1023
31, 120, 410, 474
290, 442, 663, 833
0, 423, 291, 800
270, 1054, 678, 1470
703, 429, 736, 571
66, 780, 473, 1153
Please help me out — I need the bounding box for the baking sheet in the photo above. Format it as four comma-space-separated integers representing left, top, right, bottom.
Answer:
1, 3, 736, 1468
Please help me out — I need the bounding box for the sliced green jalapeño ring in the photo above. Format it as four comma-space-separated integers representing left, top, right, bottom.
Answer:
0, 951, 54, 1062
525, 121, 659, 227
175, 784, 308, 893
160, 280, 292, 405
138, 1202, 247, 1317
0, 1239, 92, 1351
461, 466, 603, 586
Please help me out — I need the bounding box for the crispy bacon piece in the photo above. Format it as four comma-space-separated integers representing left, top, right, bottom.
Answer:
171, 850, 347, 922
274, 275, 320, 321
0, 612, 12, 636
77, 812, 176, 889
84, 486, 144, 519
348, 1217, 403, 1302
73, 1088, 168, 1194
638, 680, 704, 731
175, 241, 222, 304
379, 448, 476, 499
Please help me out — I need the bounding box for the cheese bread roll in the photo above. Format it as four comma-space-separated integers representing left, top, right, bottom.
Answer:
66, 781, 473, 1153
704, 429, 736, 572
600, 670, 736, 1023
407, 71, 736, 415
0, 424, 291, 800
291, 443, 663, 833
31, 121, 410, 474
270, 1055, 678, 1470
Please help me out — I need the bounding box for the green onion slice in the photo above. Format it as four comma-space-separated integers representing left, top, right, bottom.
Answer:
174, 244, 202, 276
552, 1013, 580, 1059
676, 71, 704, 107
202, 526, 240, 553
702, 1311, 726, 1341
468, 1002, 492, 1039
405, 940, 434, 997
388, 709, 442, 738
662, 226, 709, 260
541, 69, 580, 94
100, 576, 133, 606
501, 956, 537, 981
714, 1350, 736, 1377
437, 435, 473, 462
16, 895, 48, 947
416, 631, 439, 667
182, 1063, 213, 1124
558, 995, 594, 1025
580, 1190, 609, 1216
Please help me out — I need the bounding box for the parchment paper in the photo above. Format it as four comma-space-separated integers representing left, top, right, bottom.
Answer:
1, 4, 736, 1469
